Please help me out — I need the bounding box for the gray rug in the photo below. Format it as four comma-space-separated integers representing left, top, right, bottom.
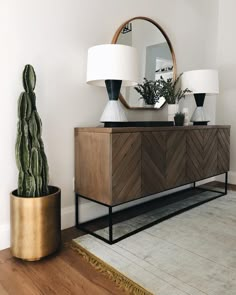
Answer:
74, 192, 236, 295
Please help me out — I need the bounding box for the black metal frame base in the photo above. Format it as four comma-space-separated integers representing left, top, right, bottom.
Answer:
75, 172, 228, 245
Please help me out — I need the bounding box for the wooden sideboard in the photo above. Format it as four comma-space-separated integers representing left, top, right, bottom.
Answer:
74, 126, 230, 206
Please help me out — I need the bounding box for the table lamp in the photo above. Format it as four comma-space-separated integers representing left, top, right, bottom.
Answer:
181, 69, 219, 125
86, 44, 138, 127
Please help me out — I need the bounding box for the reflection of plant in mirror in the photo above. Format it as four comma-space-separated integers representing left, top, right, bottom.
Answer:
157, 73, 191, 104
134, 78, 160, 105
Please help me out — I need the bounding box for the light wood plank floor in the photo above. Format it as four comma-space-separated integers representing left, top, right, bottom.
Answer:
0, 227, 125, 295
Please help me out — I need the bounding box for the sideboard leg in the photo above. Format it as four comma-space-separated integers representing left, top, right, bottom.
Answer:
75, 193, 79, 227
108, 207, 113, 244
225, 172, 228, 195
193, 182, 196, 188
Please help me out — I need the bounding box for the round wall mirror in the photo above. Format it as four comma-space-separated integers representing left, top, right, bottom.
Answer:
112, 16, 177, 110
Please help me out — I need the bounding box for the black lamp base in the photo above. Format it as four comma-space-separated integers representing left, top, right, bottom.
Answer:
193, 121, 209, 126
105, 80, 122, 101
100, 80, 127, 123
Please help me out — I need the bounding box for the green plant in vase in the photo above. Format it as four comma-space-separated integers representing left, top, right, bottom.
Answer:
157, 73, 191, 104
134, 78, 160, 106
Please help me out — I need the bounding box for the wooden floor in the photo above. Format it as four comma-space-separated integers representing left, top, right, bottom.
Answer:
0, 181, 233, 295
0, 227, 126, 295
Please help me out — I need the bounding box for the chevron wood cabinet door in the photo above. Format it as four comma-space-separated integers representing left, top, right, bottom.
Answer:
217, 128, 230, 174
186, 129, 204, 182
112, 132, 141, 205
141, 132, 166, 196
202, 128, 218, 178
186, 128, 223, 181
166, 131, 187, 188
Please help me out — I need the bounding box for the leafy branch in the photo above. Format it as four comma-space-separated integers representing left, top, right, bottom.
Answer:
157, 73, 191, 104
134, 78, 160, 105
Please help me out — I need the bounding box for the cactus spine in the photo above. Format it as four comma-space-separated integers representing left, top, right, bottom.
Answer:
16, 65, 49, 197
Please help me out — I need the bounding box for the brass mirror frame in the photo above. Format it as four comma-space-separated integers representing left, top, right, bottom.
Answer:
112, 16, 177, 110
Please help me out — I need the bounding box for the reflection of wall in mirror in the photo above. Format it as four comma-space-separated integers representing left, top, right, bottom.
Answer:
117, 28, 132, 46
132, 21, 165, 84
146, 43, 173, 81
117, 23, 137, 106
155, 57, 173, 81
117, 30, 132, 102
130, 21, 166, 106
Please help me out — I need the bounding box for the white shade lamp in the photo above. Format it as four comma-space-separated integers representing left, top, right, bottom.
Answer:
86, 44, 138, 126
181, 69, 219, 125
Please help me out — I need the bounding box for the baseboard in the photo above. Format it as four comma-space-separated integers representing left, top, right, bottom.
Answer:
61, 205, 75, 230
229, 171, 236, 184
0, 224, 10, 251
215, 171, 236, 185
60, 184, 193, 230
61, 201, 108, 230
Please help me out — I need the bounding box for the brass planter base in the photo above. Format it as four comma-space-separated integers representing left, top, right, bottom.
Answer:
10, 186, 61, 261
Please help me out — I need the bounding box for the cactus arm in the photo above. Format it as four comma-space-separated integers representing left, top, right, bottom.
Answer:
24, 174, 36, 196
17, 93, 26, 119
41, 150, 49, 195
34, 110, 42, 137
17, 171, 25, 196
23, 64, 36, 93
31, 147, 42, 196
29, 112, 40, 148
15, 122, 22, 171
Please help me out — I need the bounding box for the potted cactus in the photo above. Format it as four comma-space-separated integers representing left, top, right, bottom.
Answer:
10, 65, 61, 261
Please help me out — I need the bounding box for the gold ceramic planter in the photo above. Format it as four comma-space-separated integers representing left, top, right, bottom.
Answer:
10, 186, 61, 261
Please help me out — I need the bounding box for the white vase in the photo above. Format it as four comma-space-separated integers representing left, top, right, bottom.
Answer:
168, 104, 179, 121
182, 107, 189, 126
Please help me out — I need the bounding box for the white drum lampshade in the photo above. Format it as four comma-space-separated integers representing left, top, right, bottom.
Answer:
181, 69, 219, 125
86, 44, 138, 125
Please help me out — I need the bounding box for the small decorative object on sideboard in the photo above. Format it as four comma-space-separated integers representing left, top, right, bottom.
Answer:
157, 74, 191, 121
11, 65, 61, 261
134, 78, 159, 106
174, 112, 185, 126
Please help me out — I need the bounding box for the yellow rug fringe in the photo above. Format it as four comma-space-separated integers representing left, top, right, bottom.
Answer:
69, 240, 154, 295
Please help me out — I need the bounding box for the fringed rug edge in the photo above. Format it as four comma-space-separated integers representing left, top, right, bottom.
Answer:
67, 240, 154, 295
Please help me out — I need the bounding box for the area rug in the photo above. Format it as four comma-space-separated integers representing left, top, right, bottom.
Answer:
72, 192, 236, 295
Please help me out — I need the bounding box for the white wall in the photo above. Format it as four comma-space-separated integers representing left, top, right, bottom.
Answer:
0, 0, 218, 250
216, 0, 236, 183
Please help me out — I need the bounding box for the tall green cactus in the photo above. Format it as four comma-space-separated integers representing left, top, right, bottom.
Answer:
15, 65, 49, 197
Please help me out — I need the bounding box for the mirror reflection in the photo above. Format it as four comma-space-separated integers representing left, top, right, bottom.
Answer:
113, 17, 176, 109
